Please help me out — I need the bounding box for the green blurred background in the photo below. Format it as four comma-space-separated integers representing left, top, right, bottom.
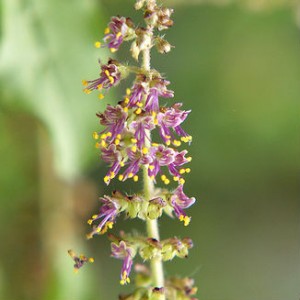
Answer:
0, 0, 299, 299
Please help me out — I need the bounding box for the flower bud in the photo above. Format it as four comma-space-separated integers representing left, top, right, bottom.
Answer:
139, 238, 161, 260
147, 197, 166, 219
151, 287, 165, 300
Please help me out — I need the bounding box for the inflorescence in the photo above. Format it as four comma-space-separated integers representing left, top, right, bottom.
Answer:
69, 1, 197, 299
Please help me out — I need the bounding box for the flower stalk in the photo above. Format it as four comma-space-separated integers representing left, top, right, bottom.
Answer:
69, 0, 198, 299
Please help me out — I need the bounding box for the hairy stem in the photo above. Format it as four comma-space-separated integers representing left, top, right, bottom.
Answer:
142, 13, 165, 293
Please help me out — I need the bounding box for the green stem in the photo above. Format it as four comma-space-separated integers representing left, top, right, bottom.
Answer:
142, 16, 165, 293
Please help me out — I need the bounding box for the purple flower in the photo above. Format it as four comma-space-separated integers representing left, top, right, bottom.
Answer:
119, 147, 152, 182
170, 185, 195, 226
111, 241, 135, 285
145, 77, 174, 112
83, 60, 121, 93
87, 196, 119, 239
101, 144, 124, 185
97, 104, 127, 141
148, 145, 175, 179
104, 17, 134, 52
168, 149, 190, 178
129, 116, 155, 148
157, 103, 191, 143
127, 79, 148, 108
68, 250, 94, 272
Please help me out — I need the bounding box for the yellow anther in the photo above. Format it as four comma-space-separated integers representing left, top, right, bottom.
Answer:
92, 214, 98, 220
154, 119, 158, 125
105, 70, 110, 77
88, 258, 95, 263
97, 84, 103, 90
98, 93, 104, 100
173, 140, 181, 147
123, 107, 128, 113
107, 132, 112, 137
94, 41, 101, 48
133, 175, 139, 182
131, 145, 137, 152
126, 88, 131, 95
100, 133, 107, 139
107, 221, 114, 229
93, 132, 99, 140
104, 176, 110, 183
110, 171, 115, 179
118, 174, 124, 181
150, 175, 155, 180
136, 102, 143, 107
152, 111, 157, 117
95, 142, 101, 148
183, 216, 191, 226
185, 168, 191, 173
131, 138, 137, 144
110, 48, 117, 53
115, 139, 120, 145
87, 219, 93, 225
179, 169, 186, 174
164, 179, 170, 185
152, 143, 159, 147
83, 88, 91, 94
101, 140, 107, 147
116, 32, 122, 38
82, 80, 88, 86
161, 175, 167, 181
108, 76, 114, 84
166, 140, 171, 146
148, 165, 155, 171
173, 176, 179, 182
179, 215, 184, 221
128, 172, 134, 178
96, 227, 101, 233
142, 147, 148, 154
166, 135, 171, 139
120, 161, 125, 167
135, 108, 142, 115
187, 157, 192, 162
124, 97, 130, 104
116, 134, 121, 139
104, 27, 110, 34
179, 178, 185, 185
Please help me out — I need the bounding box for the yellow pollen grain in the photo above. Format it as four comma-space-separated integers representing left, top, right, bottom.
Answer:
126, 88, 131, 95
118, 174, 124, 181
104, 27, 110, 34
123, 107, 128, 113
87, 219, 93, 225
92, 214, 98, 219
179, 178, 185, 185
120, 161, 125, 167
115, 139, 120, 145
96, 227, 101, 233
131, 145, 137, 152
107, 132, 112, 137
88, 258, 95, 263
133, 175, 139, 182
161, 175, 167, 181
116, 134, 121, 139
173, 176, 179, 182
83, 88, 91, 94
104, 176, 110, 183
148, 165, 155, 171
164, 179, 170, 185
184, 216, 191, 226
82, 80, 88, 86
173, 140, 181, 147
107, 221, 114, 229
128, 172, 134, 178
142, 147, 148, 154
166, 140, 171, 146
179, 169, 185, 174
131, 138, 137, 144
185, 168, 191, 173
110, 171, 115, 178
101, 140, 107, 147
93, 132, 99, 140
98, 93, 104, 100
110, 48, 117, 53
94, 41, 101, 48
100, 133, 107, 139
135, 108, 142, 115
179, 215, 184, 221
124, 97, 130, 104
137, 102, 143, 107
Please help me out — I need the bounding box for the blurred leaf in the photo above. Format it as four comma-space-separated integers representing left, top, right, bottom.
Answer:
0, 0, 110, 180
